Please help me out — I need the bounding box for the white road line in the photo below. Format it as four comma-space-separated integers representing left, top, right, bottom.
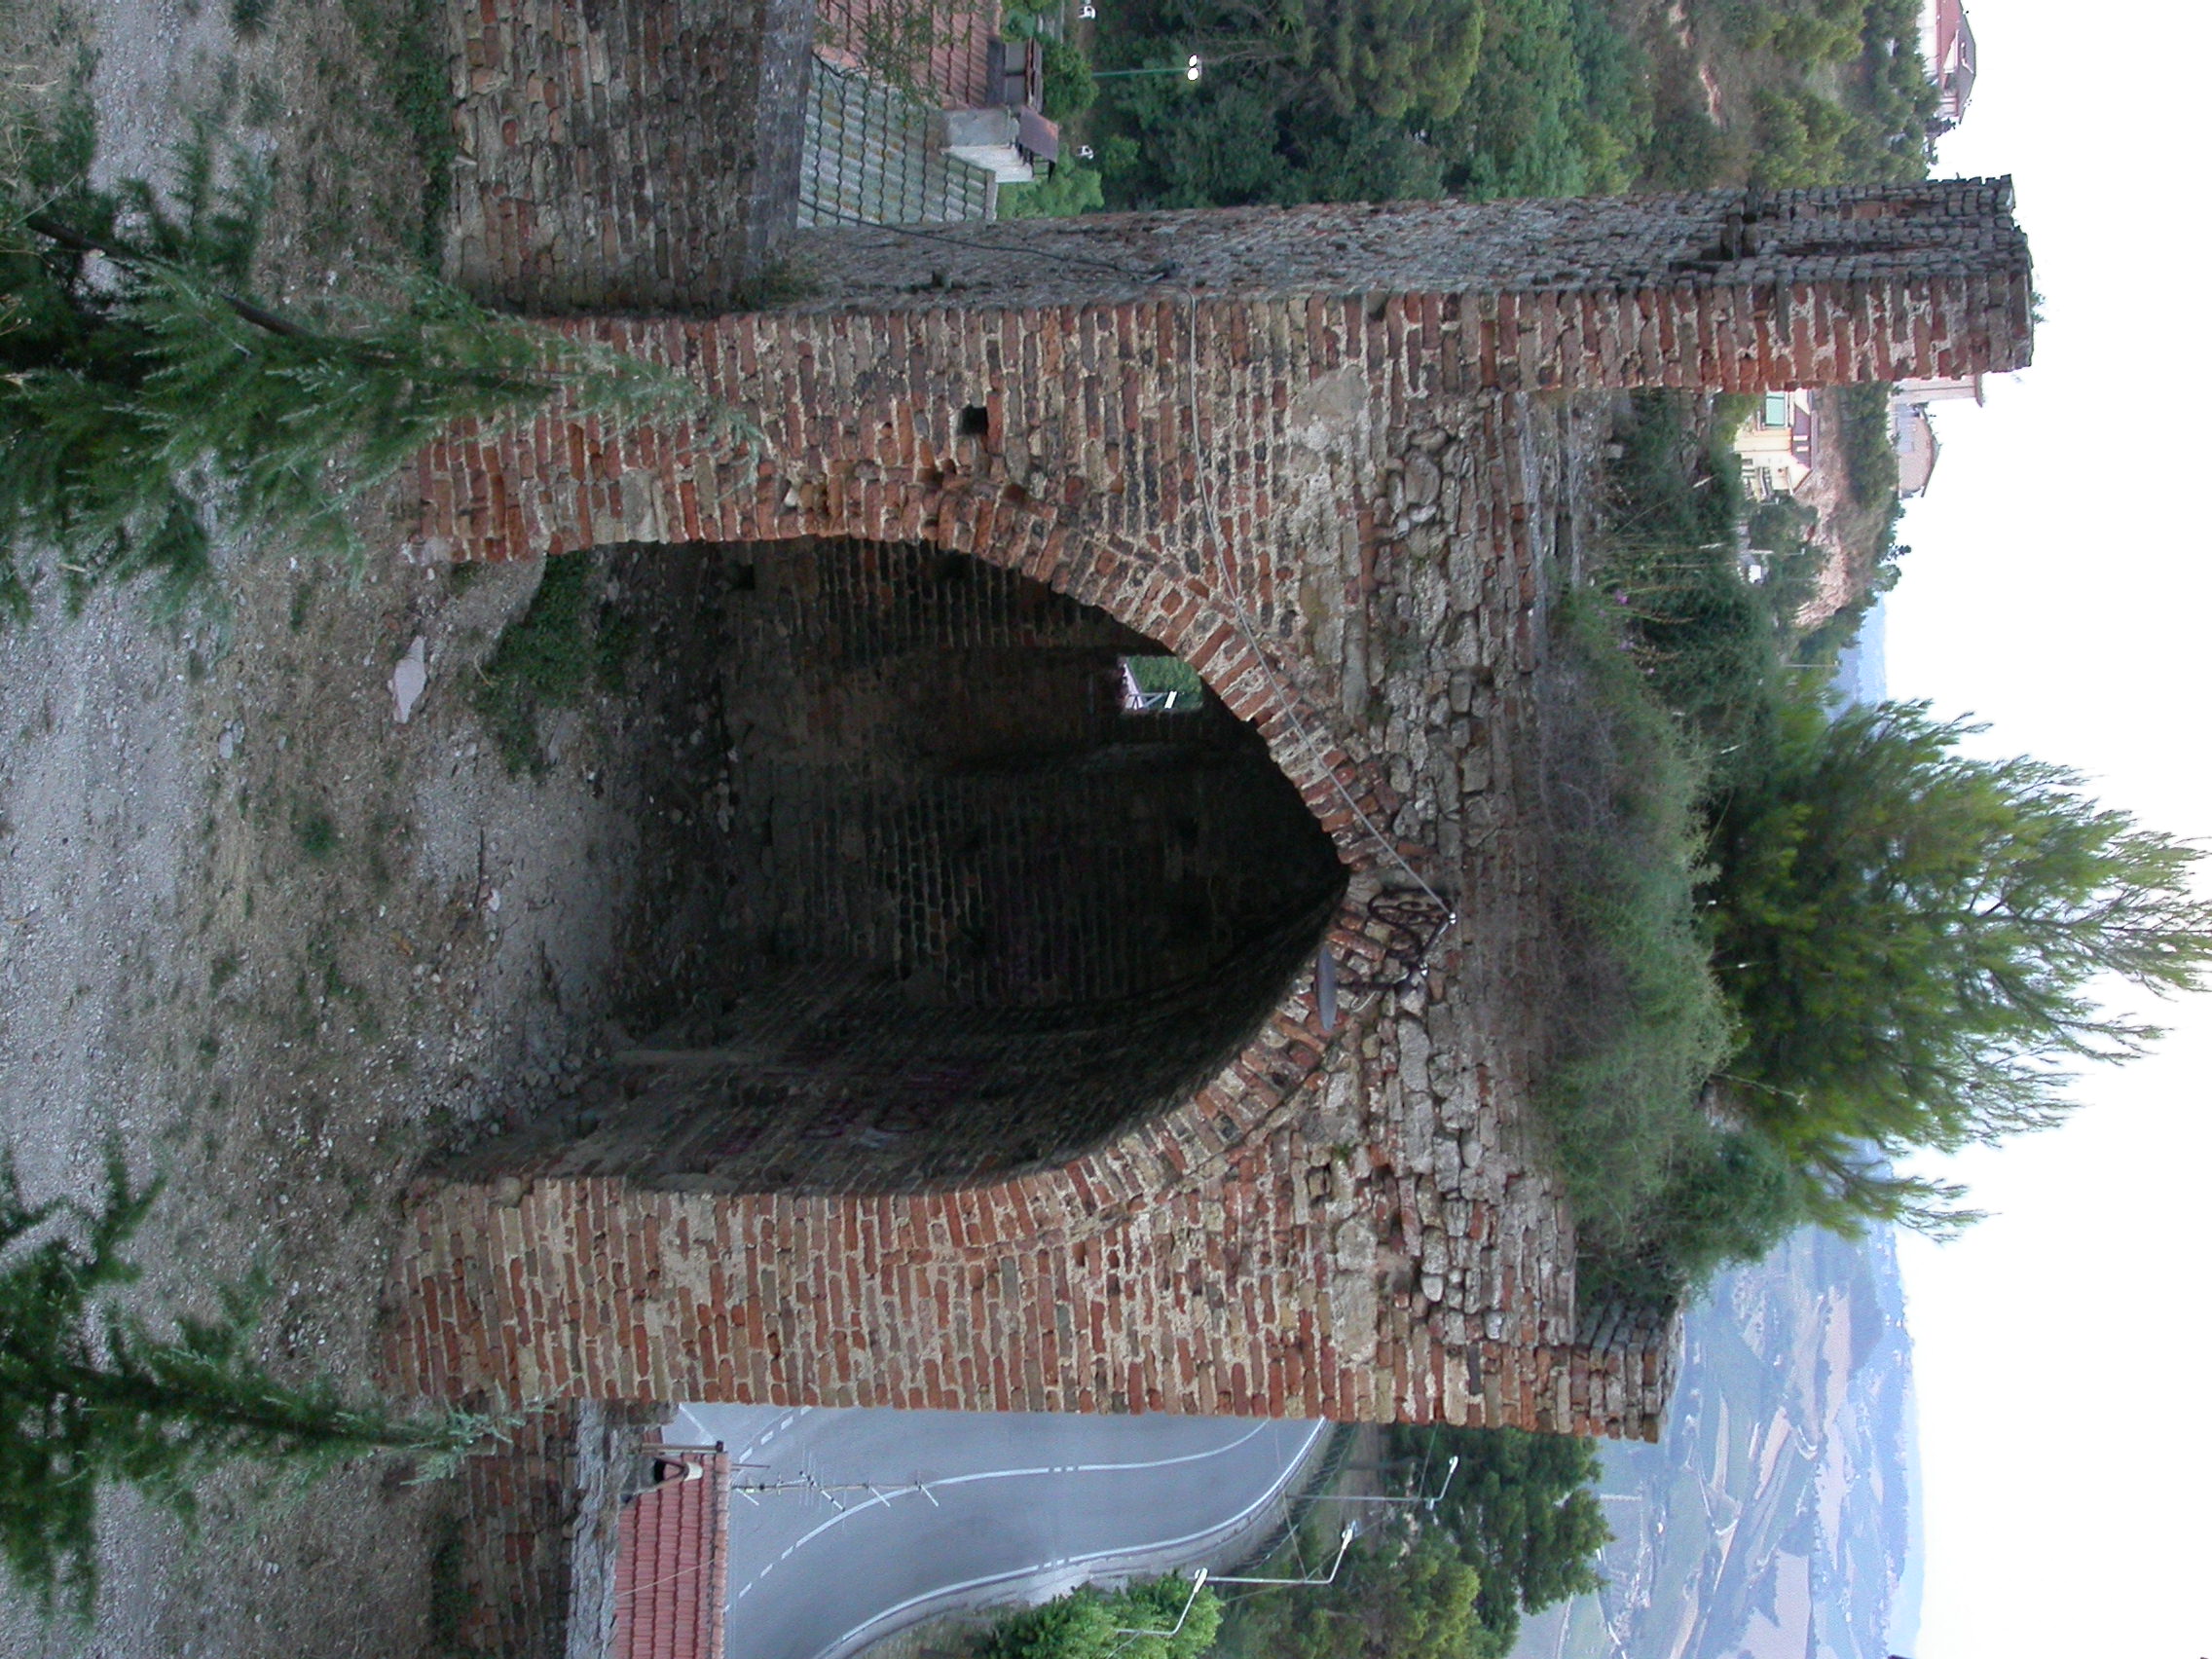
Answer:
770, 1424, 1291, 1560
814, 1420, 1327, 1659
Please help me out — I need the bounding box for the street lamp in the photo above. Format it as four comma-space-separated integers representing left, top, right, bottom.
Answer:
1210, 1523, 1361, 1585
1108, 1569, 1210, 1639
1094, 54, 1203, 81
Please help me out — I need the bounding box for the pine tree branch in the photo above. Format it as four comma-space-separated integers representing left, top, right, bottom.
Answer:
21, 209, 312, 341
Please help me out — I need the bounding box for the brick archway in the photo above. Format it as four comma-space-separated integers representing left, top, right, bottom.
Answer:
454, 530, 1365, 1199
389, 181, 2033, 1430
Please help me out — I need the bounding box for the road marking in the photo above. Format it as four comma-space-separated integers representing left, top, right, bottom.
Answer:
812, 1420, 1327, 1659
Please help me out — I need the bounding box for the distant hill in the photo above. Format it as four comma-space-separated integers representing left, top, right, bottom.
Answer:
1509, 1226, 1921, 1659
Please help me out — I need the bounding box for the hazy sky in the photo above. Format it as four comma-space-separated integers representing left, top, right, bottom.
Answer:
1886, 3, 2212, 1653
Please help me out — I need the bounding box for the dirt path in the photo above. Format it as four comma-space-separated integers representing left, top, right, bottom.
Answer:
0, 4, 744, 1651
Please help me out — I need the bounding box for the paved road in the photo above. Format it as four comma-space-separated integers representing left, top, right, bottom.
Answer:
668, 1404, 1327, 1659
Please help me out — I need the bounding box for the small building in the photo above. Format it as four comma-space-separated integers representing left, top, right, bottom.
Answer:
1891, 374, 1981, 498
813, 0, 1059, 203
1737, 389, 1817, 500
1894, 403, 1938, 497
611, 1448, 730, 1659
1922, 0, 1977, 131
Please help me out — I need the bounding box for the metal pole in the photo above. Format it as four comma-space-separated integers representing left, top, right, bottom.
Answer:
1209, 1523, 1360, 1586
1107, 1569, 1210, 1639
1302, 1454, 1461, 1510
1094, 55, 1203, 80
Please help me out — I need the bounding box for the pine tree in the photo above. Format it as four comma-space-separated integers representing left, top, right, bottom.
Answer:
0, 1150, 501, 1620
1709, 698, 2212, 1233
0, 96, 756, 616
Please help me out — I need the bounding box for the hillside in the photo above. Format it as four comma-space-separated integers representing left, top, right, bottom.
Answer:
1062, 0, 1941, 210
1508, 1227, 1921, 1659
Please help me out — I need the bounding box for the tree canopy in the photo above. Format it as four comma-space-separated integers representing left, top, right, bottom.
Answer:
977, 1574, 1222, 1659
1216, 1529, 1486, 1659
1398, 1424, 1609, 1651
1706, 698, 2212, 1233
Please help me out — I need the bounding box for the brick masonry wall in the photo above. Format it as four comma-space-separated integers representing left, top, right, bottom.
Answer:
388, 390, 1673, 1439
760, 183, 2034, 393
387, 181, 2032, 1442
445, 0, 814, 312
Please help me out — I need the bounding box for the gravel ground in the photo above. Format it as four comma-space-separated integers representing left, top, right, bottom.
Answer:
0, 3, 734, 1651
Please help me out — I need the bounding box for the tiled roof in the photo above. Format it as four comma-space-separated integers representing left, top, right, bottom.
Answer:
611, 1454, 730, 1659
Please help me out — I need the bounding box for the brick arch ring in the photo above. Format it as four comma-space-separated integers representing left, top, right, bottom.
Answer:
410, 407, 1415, 1224
694, 475, 1412, 1224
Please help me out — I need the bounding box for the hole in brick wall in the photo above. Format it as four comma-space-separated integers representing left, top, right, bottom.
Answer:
1119, 654, 1204, 714
956, 404, 989, 437
457, 537, 1346, 1197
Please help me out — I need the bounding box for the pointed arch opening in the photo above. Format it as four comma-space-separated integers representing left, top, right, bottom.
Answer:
463, 536, 1346, 1193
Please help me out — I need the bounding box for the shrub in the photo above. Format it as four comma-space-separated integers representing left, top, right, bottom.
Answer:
1535, 591, 1742, 1288
999, 160, 1105, 218
472, 555, 633, 775
978, 1575, 1220, 1659
1833, 381, 1899, 503
1036, 32, 1098, 120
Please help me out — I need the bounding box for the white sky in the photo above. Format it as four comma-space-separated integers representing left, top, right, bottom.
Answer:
1887, 3, 2212, 1654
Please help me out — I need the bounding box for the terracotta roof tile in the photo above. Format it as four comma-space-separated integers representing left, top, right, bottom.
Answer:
612, 1454, 729, 1659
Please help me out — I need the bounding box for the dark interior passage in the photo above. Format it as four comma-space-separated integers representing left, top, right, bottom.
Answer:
471, 537, 1345, 1193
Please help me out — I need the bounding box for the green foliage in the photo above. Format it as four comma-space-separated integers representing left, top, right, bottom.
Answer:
1392, 1426, 1609, 1651
1092, 0, 1645, 209
1596, 393, 1779, 787
1092, 58, 1445, 209
293, 806, 341, 860
339, 0, 461, 259
1036, 32, 1099, 120
0, 93, 756, 617
1540, 590, 1761, 1293
229, 0, 276, 39
1091, 0, 1933, 208
1577, 1120, 1803, 1304
999, 161, 1107, 219
1706, 699, 2212, 1234
1219, 1530, 1483, 1659
977, 1574, 1221, 1659
1640, 72, 1734, 191
1833, 381, 1899, 503
1124, 653, 1204, 694
1314, 0, 1487, 122
1442, 0, 1650, 200
473, 554, 634, 776
0, 1150, 499, 1620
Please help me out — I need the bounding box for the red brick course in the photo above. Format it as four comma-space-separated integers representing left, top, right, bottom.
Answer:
385, 181, 2032, 1443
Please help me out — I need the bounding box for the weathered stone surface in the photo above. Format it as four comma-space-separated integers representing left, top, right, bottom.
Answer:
383, 179, 2032, 1448
445, 0, 814, 312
